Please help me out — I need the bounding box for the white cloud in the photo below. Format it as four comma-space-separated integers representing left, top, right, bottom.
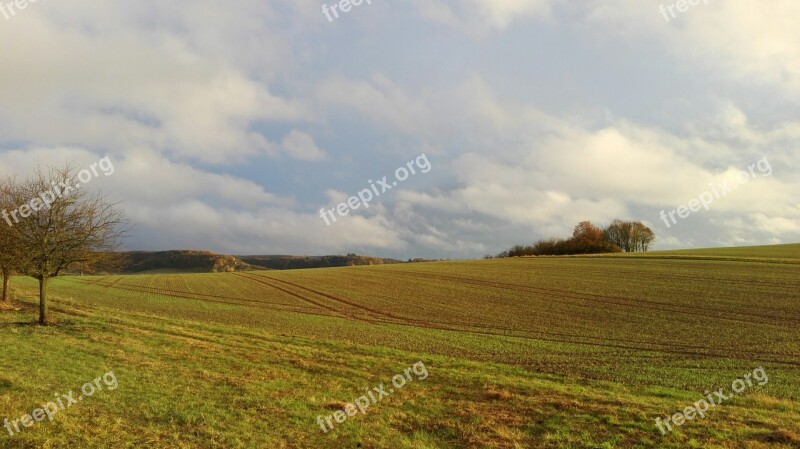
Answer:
587, 0, 800, 93
316, 74, 437, 135
1, 1, 799, 257
413, 0, 556, 35
0, 1, 309, 164
281, 130, 326, 161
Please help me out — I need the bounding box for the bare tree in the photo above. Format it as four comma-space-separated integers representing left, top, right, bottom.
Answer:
604, 219, 632, 251
10, 165, 127, 324
631, 222, 655, 251
604, 219, 655, 252
0, 177, 25, 304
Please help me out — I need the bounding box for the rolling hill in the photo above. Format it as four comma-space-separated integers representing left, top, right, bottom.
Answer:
1, 245, 798, 448
239, 254, 402, 270
80, 251, 404, 274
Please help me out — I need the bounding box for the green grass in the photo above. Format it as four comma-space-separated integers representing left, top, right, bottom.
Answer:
1, 245, 799, 448
607, 243, 800, 263
657, 243, 800, 259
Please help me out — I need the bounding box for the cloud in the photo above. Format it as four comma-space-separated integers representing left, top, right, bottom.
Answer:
375, 89, 800, 250
0, 1, 309, 164
316, 74, 437, 135
0, 147, 291, 208
0, 145, 407, 255
130, 202, 408, 255
281, 130, 326, 161
413, 0, 556, 35
587, 0, 800, 93
1, 1, 799, 258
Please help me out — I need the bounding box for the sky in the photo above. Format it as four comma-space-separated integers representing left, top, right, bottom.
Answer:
0, 0, 799, 259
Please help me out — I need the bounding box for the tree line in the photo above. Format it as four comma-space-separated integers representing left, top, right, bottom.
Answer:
0, 165, 127, 325
497, 219, 655, 257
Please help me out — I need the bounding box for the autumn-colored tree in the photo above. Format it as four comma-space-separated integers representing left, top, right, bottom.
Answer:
572, 221, 604, 245
499, 219, 652, 257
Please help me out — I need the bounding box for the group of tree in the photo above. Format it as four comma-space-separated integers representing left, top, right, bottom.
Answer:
602, 219, 656, 252
0, 165, 127, 325
497, 219, 655, 257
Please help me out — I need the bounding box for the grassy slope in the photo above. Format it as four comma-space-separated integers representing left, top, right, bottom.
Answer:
1, 246, 799, 448
657, 243, 800, 259
608, 243, 800, 263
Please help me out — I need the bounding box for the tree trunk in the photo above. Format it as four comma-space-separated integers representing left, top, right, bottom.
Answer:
39, 277, 49, 325
1, 268, 9, 303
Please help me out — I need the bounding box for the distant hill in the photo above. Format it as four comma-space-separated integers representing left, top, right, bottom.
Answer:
120, 250, 263, 274
239, 254, 403, 270
74, 251, 407, 274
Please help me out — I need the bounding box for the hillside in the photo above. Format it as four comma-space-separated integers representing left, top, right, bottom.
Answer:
239, 254, 403, 270
602, 243, 800, 263
655, 243, 800, 260
1, 245, 798, 448
120, 250, 263, 273
83, 251, 403, 274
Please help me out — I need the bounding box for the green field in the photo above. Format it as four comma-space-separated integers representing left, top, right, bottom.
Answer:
608, 243, 800, 263
1, 245, 799, 448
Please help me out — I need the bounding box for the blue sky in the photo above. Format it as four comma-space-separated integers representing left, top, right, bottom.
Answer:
1, 0, 799, 258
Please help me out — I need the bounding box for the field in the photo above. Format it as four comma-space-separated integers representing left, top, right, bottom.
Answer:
1, 245, 799, 448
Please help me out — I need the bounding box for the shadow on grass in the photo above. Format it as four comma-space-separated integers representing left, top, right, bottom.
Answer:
0, 301, 49, 326
0, 321, 42, 328
0, 318, 78, 328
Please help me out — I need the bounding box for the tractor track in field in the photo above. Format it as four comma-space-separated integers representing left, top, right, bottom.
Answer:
69, 275, 398, 325
246, 274, 405, 321
81, 276, 121, 287
50, 302, 800, 368
49, 305, 800, 372
97, 276, 123, 289
236, 274, 554, 333
235, 272, 433, 326
385, 270, 800, 326
58, 275, 800, 367
71, 278, 299, 307
64, 278, 322, 315
232, 273, 361, 319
